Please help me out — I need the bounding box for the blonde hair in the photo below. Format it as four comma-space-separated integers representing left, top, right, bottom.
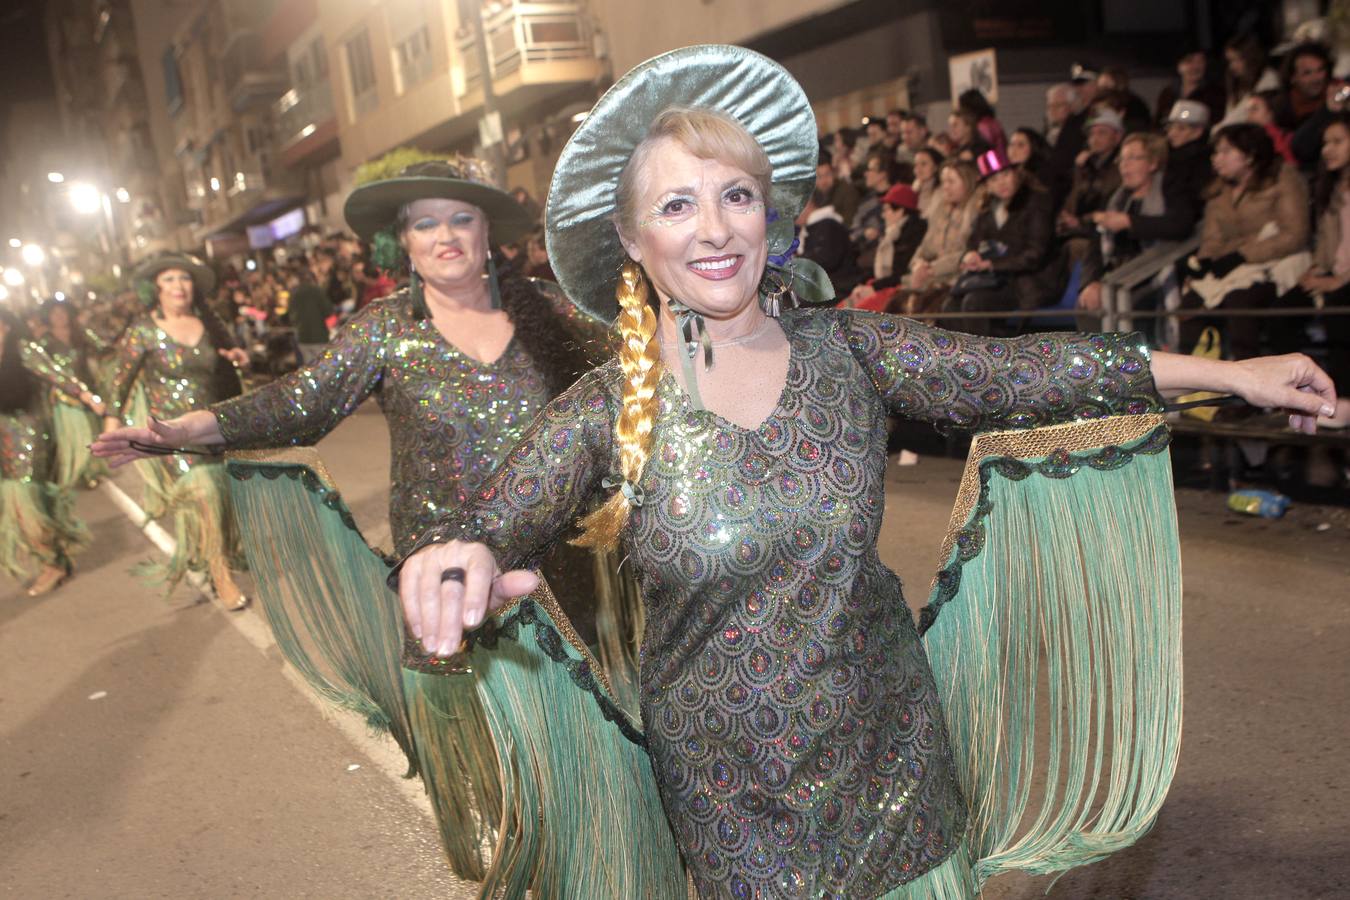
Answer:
572, 261, 662, 549
575, 108, 771, 550
1122, 131, 1169, 168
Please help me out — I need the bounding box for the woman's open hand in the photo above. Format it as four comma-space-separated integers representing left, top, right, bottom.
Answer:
1231, 353, 1337, 434
93, 415, 191, 467
398, 539, 539, 657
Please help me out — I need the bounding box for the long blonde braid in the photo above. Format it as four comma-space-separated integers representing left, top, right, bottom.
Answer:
572, 260, 663, 549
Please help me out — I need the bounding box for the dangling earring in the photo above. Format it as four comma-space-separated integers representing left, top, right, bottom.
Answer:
759, 271, 789, 318
409, 264, 428, 319
486, 254, 502, 310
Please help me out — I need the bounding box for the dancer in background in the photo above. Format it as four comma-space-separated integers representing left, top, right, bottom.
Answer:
0, 310, 102, 595
40, 297, 108, 489
101, 253, 250, 610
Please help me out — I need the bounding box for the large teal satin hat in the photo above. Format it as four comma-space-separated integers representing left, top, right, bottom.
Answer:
133, 250, 217, 298
343, 158, 533, 247
545, 44, 829, 323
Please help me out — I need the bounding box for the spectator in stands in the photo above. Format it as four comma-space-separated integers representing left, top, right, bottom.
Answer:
899, 113, 931, 164
912, 146, 945, 219
946, 109, 988, 161
928, 131, 956, 158
1284, 112, 1350, 426
860, 116, 887, 162
1246, 90, 1296, 163
524, 231, 556, 281
894, 159, 981, 316
287, 266, 333, 363
852, 152, 906, 263
1097, 67, 1152, 133
815, 158, 861, 227
354, 256, 396, 309
1007, 127, 1050, 182
510, 186, 543, 224
1069, 63, 1100, 113
1077, 132, 1197, 326
845, 184, 927, 311
796, 188, 862, 297
1289, 61, 1350, 174
884, 109, 907, 161
1182, 123, 1309, 360
958, 89, 1006, 156
1045, 83, 1077, 147
943, 150, 1056, 335
831, 128, 860, 181
1220, 32, 1281, 127
1044, 81, 1087, 211
1058, 108, 1125, 241
1275, 42, 1332, 131
1155, 48, 1226, 129
1163, 100, 1215, 213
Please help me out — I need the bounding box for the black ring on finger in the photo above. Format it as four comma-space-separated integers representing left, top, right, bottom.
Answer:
440, 567, 467, 584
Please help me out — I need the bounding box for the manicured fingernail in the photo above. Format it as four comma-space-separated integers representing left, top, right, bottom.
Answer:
438, 641, 455, 656
1322, 405, 1335, 417
465, 608, 481, 627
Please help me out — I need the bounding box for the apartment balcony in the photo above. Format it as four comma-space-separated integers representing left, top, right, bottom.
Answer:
221, 32, 289, 113
455, 2, 603, 108
273, 80, 339, 166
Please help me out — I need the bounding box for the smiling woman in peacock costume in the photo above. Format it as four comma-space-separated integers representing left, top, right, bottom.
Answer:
99, 253, 250, 610
389, 46, 1335, 898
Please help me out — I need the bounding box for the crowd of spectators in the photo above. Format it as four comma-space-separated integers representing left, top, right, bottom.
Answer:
817, 28, 1350, 430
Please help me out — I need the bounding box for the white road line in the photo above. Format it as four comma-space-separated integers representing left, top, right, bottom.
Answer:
99, 474, 437, 815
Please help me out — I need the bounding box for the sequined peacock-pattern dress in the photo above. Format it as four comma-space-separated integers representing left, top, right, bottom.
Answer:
403, 308, 1162, 899
213, 286, 607, 556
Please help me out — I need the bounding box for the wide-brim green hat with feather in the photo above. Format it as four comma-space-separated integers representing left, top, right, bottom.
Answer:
545, 44, 822, 323
132, 250, 217, 295
344, 159, 533, 246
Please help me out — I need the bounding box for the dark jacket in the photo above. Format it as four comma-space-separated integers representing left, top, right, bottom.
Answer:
289, 282, 333, 344
1061, 147, 1123, 229
967, 179, 1057, 309
1044, 109, 1088, 211
1162, 137, 1213, 217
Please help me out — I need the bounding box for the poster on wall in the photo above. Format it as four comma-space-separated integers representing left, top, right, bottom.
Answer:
949, 48, 998, 104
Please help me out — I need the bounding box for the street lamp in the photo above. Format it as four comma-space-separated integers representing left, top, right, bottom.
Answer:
0, 285, 8, 301
3, 268, 24, 287
115, 187, 130, 203
47, 171, 65, 183
7, 238, 20, 248
21, 244, 45, 267
69, 182, 102, 216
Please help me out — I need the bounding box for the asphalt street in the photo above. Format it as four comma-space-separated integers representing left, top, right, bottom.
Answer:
2, 401, 1346, 899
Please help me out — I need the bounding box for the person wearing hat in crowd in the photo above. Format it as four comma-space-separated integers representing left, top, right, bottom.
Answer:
94, 160, 619, 877
98, 252, 249, 609
1057, 106, 1125, 240
0, 309, 103, 596
1161, 100, 1215, 222
391, 43, 1334, 897
945, 147, 1056, 334
846, 182, 927, 312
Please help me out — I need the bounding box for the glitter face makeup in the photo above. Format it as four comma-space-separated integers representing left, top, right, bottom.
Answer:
622, 138, 768, 323
402, 198, 490, 291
